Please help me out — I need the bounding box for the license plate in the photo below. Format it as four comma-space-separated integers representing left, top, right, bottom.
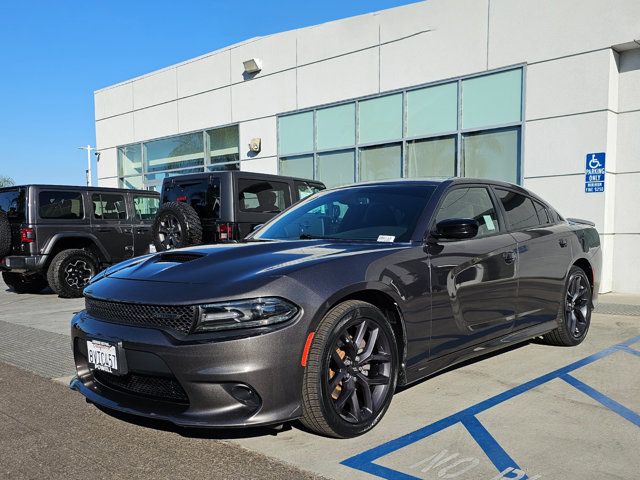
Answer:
87, 340, 119, 374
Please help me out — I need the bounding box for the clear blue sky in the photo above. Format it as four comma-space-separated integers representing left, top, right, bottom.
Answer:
0, 0, 418, 186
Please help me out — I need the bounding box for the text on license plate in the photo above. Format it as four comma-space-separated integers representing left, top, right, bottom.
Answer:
87, 340, 118, 373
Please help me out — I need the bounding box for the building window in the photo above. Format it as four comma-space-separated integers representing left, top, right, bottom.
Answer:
117, 124, 240, 190
277, 66, 524, 186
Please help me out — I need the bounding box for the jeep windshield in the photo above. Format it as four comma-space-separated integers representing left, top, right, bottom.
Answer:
252, 184, 436, 243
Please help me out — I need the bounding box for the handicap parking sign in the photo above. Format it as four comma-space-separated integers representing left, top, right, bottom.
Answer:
585, 152, 605, 193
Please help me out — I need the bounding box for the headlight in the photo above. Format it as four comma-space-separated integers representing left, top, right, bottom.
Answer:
195, 297, 299, 332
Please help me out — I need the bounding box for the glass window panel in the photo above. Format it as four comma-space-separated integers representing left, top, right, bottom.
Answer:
462, 69, 522, 129
238, 179, 291, 213
317, 150, 355, 188
495, 189, 540, 230
462, 128, 520, 184
144, 167, 204, 182
406, 136, 456, 178
133, 195, 160, 220
208, 125, 239, 164
144, 133, 204, 173
278, 112, 313, 155
359, 144, 402, 182
118, 144, 142, 177
208, 162, 239, 172
317, 103, 355, 150
407, 83, 457, 137
119, 176, 144, 190
358, 94, 402, 144
279, 155, 314, 179
435, 187, 500, 237
39, 191, 84, 220
92, 193, 126, 220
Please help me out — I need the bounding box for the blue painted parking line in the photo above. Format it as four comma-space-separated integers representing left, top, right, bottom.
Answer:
619, 345, 640, 358
341, 335, 640, 480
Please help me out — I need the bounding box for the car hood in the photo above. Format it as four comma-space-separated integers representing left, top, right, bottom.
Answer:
103, 240, 402, 286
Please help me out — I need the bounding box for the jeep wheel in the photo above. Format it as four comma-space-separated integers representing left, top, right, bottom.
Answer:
0, 211, 11, 258
2, 272, 48, 294
47, 249, 98, 298
152, 202, 203, 251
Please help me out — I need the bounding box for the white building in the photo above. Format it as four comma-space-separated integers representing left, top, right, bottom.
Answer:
94, 0, 640, 293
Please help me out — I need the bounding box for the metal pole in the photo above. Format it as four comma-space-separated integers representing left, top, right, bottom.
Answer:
78, 145, 95, 186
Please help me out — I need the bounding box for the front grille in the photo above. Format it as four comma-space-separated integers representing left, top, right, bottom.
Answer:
93, 370, 189, 404
85, 298, 198, 335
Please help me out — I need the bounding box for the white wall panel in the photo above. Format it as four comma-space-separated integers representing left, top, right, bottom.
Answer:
240, 156, 278, 175
177, 51, 231, 98
96, 147, 117, 180
94, 84, 133, 120
177, 88, 232, 134
95, 113, 134, 149
132, 69, 177, 110
133, 102, 178, 141
231, 70, 296, 122
239, 117, 277, 161
229, 32, 297, 83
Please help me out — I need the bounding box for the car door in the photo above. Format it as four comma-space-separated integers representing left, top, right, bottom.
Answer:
91, 192, 134, 262
428, 185, 519, 357
493, 188, 573, 330
130, 193, 160, 255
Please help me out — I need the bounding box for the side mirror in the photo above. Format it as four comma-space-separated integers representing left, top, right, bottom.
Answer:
433, 218, 479, 240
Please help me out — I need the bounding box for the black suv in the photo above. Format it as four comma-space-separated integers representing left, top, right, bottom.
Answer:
0, 185, 159, 298
152, 171, 325, 250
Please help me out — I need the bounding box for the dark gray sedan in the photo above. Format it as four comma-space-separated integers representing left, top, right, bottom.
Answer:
70, 178, 601, 438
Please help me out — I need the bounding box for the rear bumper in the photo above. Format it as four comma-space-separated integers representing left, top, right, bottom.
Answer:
1, 255, 47, 273
70, 311, 307, 428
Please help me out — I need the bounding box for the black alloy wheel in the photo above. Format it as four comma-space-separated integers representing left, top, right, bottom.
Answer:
541, 266, 592, 346
156, 213, 183, 249
47, 249, 99, 298
301, 300, 398, 438
152, 202, 203, 251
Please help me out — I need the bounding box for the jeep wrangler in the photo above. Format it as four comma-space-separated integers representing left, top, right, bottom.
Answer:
0, 185, 159, 298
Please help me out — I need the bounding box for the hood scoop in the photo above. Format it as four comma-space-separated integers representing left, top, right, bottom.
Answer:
155, 252, 204, 264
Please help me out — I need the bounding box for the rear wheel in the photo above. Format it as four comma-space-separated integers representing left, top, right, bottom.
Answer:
541, 266, 592, 346
152, 202, 202, 251
47, 249, 98, 298
301, 300, 398, 438
2, 272, 48, 294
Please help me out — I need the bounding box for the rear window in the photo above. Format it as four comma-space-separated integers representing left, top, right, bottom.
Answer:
133, 195, 160, 220
163, 178, 220, 219
0, 189, 24, 220
39, 191, 84, 220
238, 179, 291, 213
92, 193, 127, 220
533, 200, 551, 224
495, 189, 539, 230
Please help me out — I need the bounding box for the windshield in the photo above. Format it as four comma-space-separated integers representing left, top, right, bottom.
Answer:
253, 184, 436, 242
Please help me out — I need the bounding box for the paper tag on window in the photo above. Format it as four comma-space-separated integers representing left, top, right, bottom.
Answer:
483, 215, 496, 231
377, 235, 396, 243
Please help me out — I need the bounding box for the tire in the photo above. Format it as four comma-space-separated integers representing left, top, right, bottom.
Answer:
2, 272, 48, 294
0, 211, 11, 258
47, 249, 99, 298
540, 266, 592, 346
152, 202, 203, 251
301, 300, 399, 438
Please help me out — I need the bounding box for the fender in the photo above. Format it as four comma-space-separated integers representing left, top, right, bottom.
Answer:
41, 232, 112, 262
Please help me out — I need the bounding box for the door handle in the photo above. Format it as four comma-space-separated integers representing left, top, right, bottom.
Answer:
502, 251, 516, 264
559, 238, 568, 248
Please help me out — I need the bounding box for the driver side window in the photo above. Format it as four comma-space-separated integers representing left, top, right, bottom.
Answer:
435, 187, 500, 237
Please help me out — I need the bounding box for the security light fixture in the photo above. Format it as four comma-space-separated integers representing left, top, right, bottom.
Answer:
243, 58, 263, 74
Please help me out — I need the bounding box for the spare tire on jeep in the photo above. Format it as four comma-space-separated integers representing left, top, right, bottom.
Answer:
152, 201, 203, 251
0, 211, 12, 258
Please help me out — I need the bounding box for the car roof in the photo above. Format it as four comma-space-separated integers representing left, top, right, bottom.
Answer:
161, 171, 324, 185
0, 185, 157, 195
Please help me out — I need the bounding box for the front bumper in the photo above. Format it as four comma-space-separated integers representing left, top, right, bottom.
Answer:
70, 311, 307, 428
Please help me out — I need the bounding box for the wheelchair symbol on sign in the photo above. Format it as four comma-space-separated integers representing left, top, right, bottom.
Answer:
588, 154, 602, 169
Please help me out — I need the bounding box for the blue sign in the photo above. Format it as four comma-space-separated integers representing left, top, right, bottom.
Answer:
585, 152, 605, 193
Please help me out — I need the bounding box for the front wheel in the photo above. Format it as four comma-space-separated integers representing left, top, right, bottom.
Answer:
301, 300, 398, 438
541, 266, 592, 346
